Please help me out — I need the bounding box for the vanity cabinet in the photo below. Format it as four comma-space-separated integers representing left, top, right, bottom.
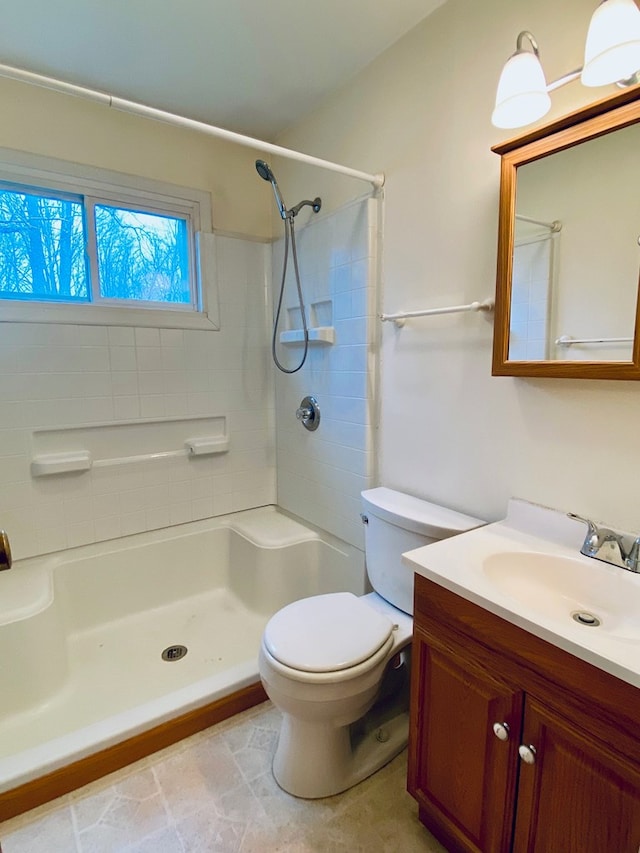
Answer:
408, 574, 640, 853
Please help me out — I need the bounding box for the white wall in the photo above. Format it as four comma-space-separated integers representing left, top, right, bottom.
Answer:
0, 77, 272, 240
276, 0, 640, 532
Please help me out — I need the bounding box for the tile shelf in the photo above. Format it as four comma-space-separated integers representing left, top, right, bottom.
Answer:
279, 327, 336, 345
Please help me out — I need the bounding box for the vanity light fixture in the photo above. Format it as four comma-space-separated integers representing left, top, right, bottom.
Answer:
492, 0, 640, 129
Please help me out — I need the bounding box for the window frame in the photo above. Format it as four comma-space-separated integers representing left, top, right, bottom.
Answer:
0, 148, 218, 330
86, 194, 198, 311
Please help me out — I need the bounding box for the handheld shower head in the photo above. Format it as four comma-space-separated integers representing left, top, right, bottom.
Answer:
257, 161, 322, 374
255, 159, 273, 182
255, 159, 287, 220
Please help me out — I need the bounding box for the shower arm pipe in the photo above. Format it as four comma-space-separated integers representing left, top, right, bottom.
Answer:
380, 298, 495, 328
0, 63, 385, 190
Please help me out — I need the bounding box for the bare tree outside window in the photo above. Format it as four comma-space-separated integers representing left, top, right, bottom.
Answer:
95, 205, 190, 304
0, 185, 193, 309
0, 187, 87, 301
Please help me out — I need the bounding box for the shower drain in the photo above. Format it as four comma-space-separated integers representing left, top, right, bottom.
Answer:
162, 644, 188, 661
571, 611, 601, 628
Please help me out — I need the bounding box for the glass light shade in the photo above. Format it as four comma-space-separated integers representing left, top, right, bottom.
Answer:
581, 0, 640, 86
492, 51, 551, 129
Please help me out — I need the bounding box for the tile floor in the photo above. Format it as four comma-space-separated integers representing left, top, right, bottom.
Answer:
0, 702, 446, 852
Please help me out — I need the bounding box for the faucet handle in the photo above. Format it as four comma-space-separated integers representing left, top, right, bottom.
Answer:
568, 512, 640, 573
567, 512, 598, 546
567, 512, 593, 527
568, 512, 613, 555
568, 512, 627, 563
625, 537, 640, 573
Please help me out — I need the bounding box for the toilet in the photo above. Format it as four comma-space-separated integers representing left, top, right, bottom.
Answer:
258, 487, 484, 799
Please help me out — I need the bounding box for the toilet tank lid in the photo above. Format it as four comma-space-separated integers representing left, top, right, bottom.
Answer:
361, 487, 485, 538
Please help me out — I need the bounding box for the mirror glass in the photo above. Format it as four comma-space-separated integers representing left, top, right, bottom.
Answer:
510, 124, 639, 363
492, 89, 640, 380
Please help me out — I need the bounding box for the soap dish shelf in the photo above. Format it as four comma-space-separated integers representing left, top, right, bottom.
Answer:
279, 326, 335, 345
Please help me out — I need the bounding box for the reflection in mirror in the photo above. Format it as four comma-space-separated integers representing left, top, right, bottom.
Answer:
511, 124, 639, 362
509, 214, 559, 360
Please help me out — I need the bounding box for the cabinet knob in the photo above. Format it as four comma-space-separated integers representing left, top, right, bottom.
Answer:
492, 722, 510, 742
518, 744, 537, 765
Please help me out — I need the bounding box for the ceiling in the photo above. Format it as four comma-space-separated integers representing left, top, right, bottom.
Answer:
0, 1, 446, 141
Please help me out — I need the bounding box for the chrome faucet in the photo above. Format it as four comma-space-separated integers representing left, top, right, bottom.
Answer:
568, 513, 640, 573
0, 530, 12, 570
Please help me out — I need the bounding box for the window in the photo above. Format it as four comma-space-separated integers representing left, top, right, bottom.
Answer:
0, 186, 87, 302
93, 204, 191, 306
0, 150, 216, 330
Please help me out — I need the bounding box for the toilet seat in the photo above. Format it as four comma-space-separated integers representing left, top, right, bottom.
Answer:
264, 592, 394, 674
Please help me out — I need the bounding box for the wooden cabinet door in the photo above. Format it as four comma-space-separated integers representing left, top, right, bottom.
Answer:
408, 631, 523, 853
513, 697, 640, 853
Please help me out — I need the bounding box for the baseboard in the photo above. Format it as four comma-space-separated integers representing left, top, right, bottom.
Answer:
0, 682, 267, 823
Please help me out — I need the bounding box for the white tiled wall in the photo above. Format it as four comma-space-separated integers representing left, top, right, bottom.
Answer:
273, 196, 380, 549
0, 198, 380, 561
0, 236, 276, 560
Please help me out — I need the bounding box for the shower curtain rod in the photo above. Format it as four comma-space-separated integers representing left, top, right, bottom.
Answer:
0, 63, 385, 189
515, 214, 562, 232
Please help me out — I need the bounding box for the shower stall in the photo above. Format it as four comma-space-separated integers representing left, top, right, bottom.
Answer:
0, 61, 385, 819
0, 141, 383, 818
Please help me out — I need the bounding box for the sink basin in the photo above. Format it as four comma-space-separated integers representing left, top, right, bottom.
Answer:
403, 498, 640, 686
482, 551, 640, 641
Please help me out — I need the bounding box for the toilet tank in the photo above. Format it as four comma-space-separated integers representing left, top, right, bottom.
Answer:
361, 487, 484, 616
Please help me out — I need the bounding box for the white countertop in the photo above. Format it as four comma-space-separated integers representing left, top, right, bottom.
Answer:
402, 498, 640, 689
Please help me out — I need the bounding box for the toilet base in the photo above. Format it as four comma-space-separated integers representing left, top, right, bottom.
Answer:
272, 710, 409, 799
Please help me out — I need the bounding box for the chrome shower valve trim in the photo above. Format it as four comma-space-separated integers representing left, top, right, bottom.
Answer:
296, 396, 320, 431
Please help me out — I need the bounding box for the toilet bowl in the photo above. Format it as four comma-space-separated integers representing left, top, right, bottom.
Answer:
259, 487, 484, 798
259, 590, 412, 798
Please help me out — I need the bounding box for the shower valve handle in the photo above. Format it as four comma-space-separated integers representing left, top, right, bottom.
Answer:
296, 396, 320, 431
0, 530, 12, 571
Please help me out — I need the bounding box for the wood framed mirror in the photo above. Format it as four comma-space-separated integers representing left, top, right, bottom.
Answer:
491, 86, 640, 379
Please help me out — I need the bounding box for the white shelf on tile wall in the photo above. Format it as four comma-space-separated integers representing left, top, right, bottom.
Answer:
279, 327, 335, 345
31, 451, 92, 477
